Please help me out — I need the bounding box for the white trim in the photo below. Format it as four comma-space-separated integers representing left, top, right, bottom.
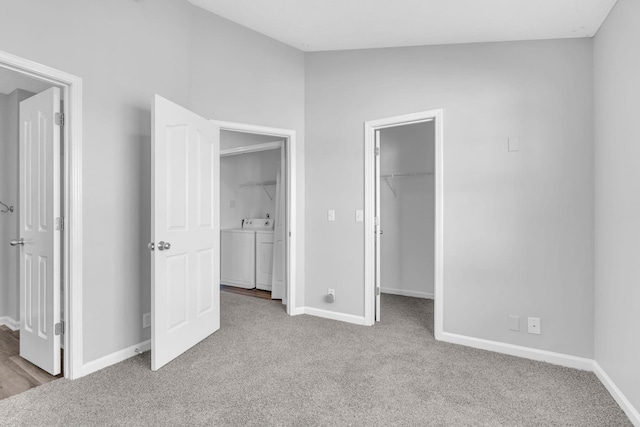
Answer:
289, 306, 305, 316
364, 109, 444, 331
82, 340, 150, 377
220, 140, 283, 157
593, 361, 640, 426
440, 332, 594, 371
302, 307, 366, 326
212, 120, 297, 315
0, 50, 83, 380
0, 316, 19, 331
380, 288, 434, 299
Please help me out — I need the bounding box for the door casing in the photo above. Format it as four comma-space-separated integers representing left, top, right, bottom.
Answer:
364, 110, 443, 335
0, 50, 83, 379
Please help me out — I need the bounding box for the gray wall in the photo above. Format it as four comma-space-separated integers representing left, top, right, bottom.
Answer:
305, 39, 594, 357
0, 89, 34, 322
594, 0, 640, 412
187, 8, 306, 309
0, 0, 305, 364
380, 122, 434, 298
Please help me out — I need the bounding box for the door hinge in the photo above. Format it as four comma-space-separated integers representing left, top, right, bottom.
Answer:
374, 147, 380, 156
55, 321, 64, 336
375, 287, 380, 296
55, 217, 64, 231
55, 112, 64, 126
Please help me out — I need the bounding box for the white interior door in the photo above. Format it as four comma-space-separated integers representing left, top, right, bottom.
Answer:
151, 95, 220, 371
375, 130, 382, 322
271, 149, 286, 300
18, 87, 62, 375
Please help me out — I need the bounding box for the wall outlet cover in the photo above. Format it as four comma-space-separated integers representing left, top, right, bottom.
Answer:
527, 317, 541, 335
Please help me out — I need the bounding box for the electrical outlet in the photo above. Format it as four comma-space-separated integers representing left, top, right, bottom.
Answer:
508, 315, 520, 331
527, 317, 540, 335
143, 312, 151, 329
328, 210, 335, 221
355, 210, 363, 222
325, 288, 335, 303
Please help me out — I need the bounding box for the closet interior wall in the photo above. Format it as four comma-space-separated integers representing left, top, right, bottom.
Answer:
220, 130, 283, 229
380, 121, 435, 299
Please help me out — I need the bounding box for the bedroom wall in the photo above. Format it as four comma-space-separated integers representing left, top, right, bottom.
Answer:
305, 38, 594, 357
0, 0, 305, 365
593, 0, 640, 415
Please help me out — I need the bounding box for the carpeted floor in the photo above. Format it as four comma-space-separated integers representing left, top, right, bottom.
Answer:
0, 293, 631, 426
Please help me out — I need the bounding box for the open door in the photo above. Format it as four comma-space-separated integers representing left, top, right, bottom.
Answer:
17, 87, 62, 375
271, 145, 286, 301
375, 130, 382, 322
151, 95, 220, 371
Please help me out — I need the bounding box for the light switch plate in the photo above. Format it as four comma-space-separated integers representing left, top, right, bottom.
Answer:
328, 209, 335, 221
508, 137, 520, 152
355, 210, 363, 222
508, 315, 520, 331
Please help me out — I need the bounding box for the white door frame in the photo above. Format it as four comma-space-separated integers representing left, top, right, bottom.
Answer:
212, 120, 298, 315
364, 110, 443, 339
0, 50, 83, 379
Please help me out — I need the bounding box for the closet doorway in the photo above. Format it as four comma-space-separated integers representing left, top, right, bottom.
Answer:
215, 122, 297, 314
364, 110, 443, 336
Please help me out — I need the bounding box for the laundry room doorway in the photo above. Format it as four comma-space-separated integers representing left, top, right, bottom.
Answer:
215, 121, 297, 315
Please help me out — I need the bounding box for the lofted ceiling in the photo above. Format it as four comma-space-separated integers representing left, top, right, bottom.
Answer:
188, 0, 617, 52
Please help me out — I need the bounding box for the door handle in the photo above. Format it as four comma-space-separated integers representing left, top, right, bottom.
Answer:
157, 241, 171, 251
9, 238, 24, 246
147, 242, 155, 251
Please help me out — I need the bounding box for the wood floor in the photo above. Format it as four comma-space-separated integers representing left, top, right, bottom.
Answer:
220, 285, 273, 300
0, 325, 61, 400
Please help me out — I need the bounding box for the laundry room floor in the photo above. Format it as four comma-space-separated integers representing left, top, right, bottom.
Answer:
220, 284, 274, 300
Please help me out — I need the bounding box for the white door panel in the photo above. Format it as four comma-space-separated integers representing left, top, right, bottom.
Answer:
152, 95, 220, 371
375, 130, 381, 322
19, 87, 61, 375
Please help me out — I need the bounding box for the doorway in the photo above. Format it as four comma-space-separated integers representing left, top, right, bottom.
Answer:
213, 121, 298, 315
0, 50, 83, 381
219, 131, 287, 305
364, 110, 444, 337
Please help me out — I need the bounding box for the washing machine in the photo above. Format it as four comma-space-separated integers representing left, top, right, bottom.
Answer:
220, 218, 274, 289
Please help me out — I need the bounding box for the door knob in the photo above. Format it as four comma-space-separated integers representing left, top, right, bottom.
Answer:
158, 241, 171, 251
147, 242, 155, 251
9, 238, 24, 246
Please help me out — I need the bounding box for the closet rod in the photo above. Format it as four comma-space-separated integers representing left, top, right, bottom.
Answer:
0, 200, 13, 213
380, 172, 433, 178
238, 181, 277, 201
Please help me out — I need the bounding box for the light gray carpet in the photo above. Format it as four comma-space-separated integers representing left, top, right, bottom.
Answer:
0, 293, 631, 426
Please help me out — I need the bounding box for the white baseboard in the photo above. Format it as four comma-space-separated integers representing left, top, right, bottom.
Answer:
82, 339, 150, 377
381, 287, 434, 299
302, 307, 366, 326
0, 316, 19, 331
439, 332, 594, 371
289, 306, 305, 316
593, 361, 640, 426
